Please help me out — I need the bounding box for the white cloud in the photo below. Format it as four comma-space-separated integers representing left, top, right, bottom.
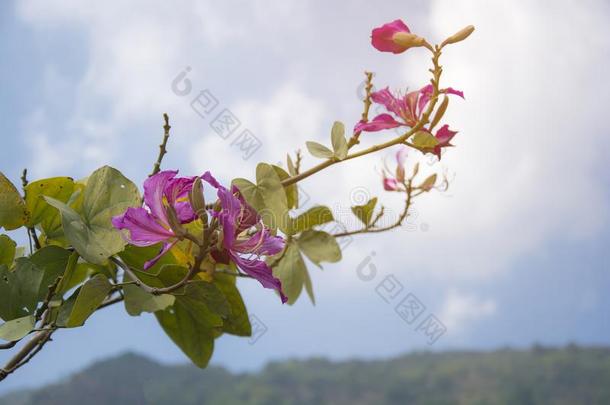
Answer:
440, 289, 496, 332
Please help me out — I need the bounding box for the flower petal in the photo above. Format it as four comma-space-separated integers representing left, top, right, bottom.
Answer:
395, 147, 408, 182
234, 228, 285, 256
435, 124, 458, 146
143, 241, 177, 270
112, 207, 174, 246
231, 253, 287, 303
143, 170, 177, 226
383, 176, 400, 191
370, 87, 404, 117
443, 87, 465, 99
354, 114, 404, 133
371, 19, 411, 54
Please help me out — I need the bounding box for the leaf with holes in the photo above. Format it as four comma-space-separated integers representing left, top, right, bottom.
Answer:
25, 177, 75, 240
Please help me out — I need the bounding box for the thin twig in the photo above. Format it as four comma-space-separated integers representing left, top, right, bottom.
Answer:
21, 168, 41, 251
281, 47, 443, 188
348, 71, 374, 149
150, 113, 172, 177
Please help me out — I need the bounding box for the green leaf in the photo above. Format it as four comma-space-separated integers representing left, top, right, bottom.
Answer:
271, 165, 298, 209
290, 206, 334, 234
57, 274, 112, 327
123, 284, 174, 316
0, 172, 28, 231
287, 154, 297, 176
0, 259, 44, 321
330, 121, 348, 160
45, 166, 140, 265
215, 273, 251, 336
351, 197, 378, 226
25, 177, 75, 235
156, 299, 221, 368
302, 263, 315, 305
0, 315, 35, 341
131, 264, 229, 318
29, 246, 72, 299
0, 234, 16, 267
306, 141, 334, 159
273, 243, 307, 305
419, 173, 438, 191
119, 244, 178, 274
411, 131, 440, 150
297, 230, 342, 266
233, 163, 289, 232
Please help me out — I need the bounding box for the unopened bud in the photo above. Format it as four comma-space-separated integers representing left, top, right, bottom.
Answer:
189, 177, 207, 222
430, 96, 449, 130
441, 25, 475, 47
166, 205, 185, 237
392, 32, 426, 50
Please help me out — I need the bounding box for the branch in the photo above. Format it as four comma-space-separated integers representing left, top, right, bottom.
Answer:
333, 179, 415, 238
281, 46, 443, 188
150, 113, 172, 177
347, 71, 374, 149
21, 168, 41, 251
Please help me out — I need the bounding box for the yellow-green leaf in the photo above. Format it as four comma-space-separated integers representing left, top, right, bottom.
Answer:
0, 172, 28, 231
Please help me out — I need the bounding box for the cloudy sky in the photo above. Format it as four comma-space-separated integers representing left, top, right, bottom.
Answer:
1, 0, 609, 393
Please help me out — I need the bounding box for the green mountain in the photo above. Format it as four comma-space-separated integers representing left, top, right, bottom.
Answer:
2, 346, 610, 405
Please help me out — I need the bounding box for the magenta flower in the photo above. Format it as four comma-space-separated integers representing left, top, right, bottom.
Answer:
371, 19, 419, 54
426, 124, 459, 160
355, 85, 464, 133
112, 170, 196, 270
201, 172, 287, 303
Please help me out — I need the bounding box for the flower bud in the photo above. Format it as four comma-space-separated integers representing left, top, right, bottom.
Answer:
166, 204, 185, 237
392, 32, 426, 49
189, 177, 207, 222
441, 25, 475, 47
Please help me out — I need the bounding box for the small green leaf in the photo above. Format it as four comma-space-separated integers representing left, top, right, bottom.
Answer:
287, 154, 297, 176
0, 234, 16, 267
233, 164, 289, 232
297, 230, 342, 266
272, 165, 298, 209
25, 177, 75, 235
0, 172, 28, 231
123, 284, 175, 316
0, 315, 35, 341
351, 197, 378, 226
273, 243, 307, 305
0, 259, 44, 321
331, 121, 348, 160
290, 206, 334, 234
419, 173, 438, 191
411, 131, 440, 150
306, 141, 334, 159
57, 274, 112, 327
44, 166, 140, 265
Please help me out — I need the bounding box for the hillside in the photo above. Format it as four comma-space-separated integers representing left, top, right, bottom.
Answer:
2, 346, 610, 405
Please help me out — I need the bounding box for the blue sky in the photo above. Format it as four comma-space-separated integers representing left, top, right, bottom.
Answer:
1, 0, 609, 394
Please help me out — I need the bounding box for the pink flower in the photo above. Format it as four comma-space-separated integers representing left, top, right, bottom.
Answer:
428, 124, 459, 160
371, 19, 413, 54
112, 170, 197, 270
202, 172, 287, 304
354, 85, 464, 134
